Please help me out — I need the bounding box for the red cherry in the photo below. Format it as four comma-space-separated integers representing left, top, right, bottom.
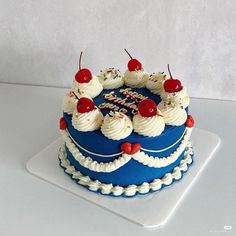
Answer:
185, 115, 195, 128
164, 79, 182, 93
130, 143, 141, 154
124, 49, 142, 71
75, 68, 92, 83
60, 117, 67, 130
121, 142, 141, 155
164, 64, 182, 93
77, 97, 95, 113
75, 52, 92, 83
121, 142, 132, 154
138, 99, 157, 117
128, 59, 142, 71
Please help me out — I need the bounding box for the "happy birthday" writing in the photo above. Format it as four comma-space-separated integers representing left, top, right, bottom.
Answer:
98, 88, 147, 115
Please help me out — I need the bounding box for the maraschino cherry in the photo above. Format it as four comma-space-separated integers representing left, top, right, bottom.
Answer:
185, 115, 195, 128
138, 99, 157, 117
60, 117, 67, 130
77, 97, 95, 113
163, 64, 183, 93
75, 52, 92, 83
124, 49, 142, 71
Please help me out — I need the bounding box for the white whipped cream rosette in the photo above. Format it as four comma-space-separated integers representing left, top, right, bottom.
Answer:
158, 101, 187, 126
72, 107, 103, 132
133, 113, 165, 137
62, 91, 78, 114
124, 69, 149, 88
101, 111, 133, 140
72, 75, 103, 99
160, 87, 190, 109
98, 68, 124, 89
146, 72, 170, 95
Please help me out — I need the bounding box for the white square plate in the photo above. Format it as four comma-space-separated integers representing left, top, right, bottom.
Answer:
26, 128, 220, 229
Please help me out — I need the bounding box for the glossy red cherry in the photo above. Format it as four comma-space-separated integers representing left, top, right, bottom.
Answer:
75, 52, 92, 83
185, 115, 195, 128
124, 49, 142, 71
164, 64, 182, 93
138, 99, 157, 117
121, 142, 141, 155
77, 97, 95, 113
75, 68, 92, 83
60, 117, 67, 130
164, 79, 182, 93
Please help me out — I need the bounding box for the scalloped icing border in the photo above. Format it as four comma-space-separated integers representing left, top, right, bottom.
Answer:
58, 141, 193, 197
61, 128, 192, 173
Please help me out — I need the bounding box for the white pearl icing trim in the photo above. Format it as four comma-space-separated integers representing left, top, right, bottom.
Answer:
59, 141, 193, 197
60, 128, 192, 172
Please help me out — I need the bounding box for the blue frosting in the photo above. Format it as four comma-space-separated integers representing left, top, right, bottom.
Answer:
93, 86, 161, 116
59, 153, 194, 197
64, 112, 186, 161
62, 85, 189, 187
66, 146, 186, 186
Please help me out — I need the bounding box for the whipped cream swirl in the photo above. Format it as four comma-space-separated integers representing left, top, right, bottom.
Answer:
133, 113, 165, 137
146, 72, 170, 95
124, 69, 149, 88
160, 87, 190, 108
158, 101, 187, 126
98, 68, 124, 89
62, 91, 78, 114
72, 75, 103, 99
72, 107, 103, 132
101, 111, 133, 140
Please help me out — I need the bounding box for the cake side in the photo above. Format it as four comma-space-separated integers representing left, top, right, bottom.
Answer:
59, 142, 193, 197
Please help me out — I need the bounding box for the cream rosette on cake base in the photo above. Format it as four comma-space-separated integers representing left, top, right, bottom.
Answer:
158, 101, 187, 126
133, 113, 165, 137
124, 69, 149, 88
98, 68, 124, 89
62, 91, 78, 114
101, 111, 133, 140
72, 76, 103, 99
72, 107, 103, 132
146, 72, 170, 95
160, 87, 190, 109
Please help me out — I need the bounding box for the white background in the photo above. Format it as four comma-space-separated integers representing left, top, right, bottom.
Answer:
0, 0, 236, 100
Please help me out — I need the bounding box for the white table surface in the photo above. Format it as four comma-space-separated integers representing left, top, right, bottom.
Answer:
0, 83, 235, 236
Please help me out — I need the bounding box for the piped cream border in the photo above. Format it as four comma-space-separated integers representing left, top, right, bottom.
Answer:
59, 141, 193, 197
60, 128, 192, 173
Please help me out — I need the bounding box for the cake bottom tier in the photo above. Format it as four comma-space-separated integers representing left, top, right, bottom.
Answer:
58, 142, 194, 197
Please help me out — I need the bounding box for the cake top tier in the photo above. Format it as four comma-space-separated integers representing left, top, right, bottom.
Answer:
61, 51, 192, 141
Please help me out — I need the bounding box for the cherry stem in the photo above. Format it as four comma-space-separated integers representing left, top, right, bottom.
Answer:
167, 64, 173, 79
124, 49, 133, 59
72, 91, 80, 100
79, 51, 83, 70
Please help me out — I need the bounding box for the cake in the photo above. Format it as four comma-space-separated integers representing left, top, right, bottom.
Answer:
59, 50, 195, 197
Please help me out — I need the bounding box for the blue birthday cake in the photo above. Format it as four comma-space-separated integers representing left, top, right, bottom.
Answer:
59, 50, 195, 197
